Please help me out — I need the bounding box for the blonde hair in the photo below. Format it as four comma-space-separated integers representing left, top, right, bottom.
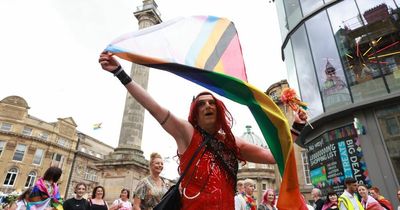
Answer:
149, 152, 162, 166
243, 178, 255, 187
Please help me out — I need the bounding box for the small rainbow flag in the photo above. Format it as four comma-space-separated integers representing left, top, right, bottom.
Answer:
93, 122, 102, 130
105, 16, 307, 210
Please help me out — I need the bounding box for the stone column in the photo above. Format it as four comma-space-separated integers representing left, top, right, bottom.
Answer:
114, 0, 162, 160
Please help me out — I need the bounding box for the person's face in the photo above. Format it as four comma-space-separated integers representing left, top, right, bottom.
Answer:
75, 185, 86, 198
267, 191, 275, 203
237, 184, 244, 193
397, 190, 400, 201
95, 187, 104, 199
369, 190, 379, 200
311, 189, 320, 201
357, 186, 368, 198
244, 184, 255, 196
196, 95, 217, 131
328, 194, 338, 202
150, 157, 164, 175
347, 183, 358, 194
120, 190, 128, 200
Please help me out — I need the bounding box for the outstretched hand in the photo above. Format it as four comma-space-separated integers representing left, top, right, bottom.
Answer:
294, 109, 307, 124
98, 51, 120, 72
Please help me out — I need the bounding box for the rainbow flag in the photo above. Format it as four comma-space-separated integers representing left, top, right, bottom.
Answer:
93, 122, 102, 130
27, 178, 63, 210
105, 15, 307, 210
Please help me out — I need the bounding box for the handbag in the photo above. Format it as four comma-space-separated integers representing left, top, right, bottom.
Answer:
153, 136, 210, 210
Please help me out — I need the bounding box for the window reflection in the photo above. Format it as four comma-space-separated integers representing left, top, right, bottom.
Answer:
306, 11, 352, 111
354, 0, 400, 93
284, 0, 303, 30
291, 26, 324, 118
284, 41, 301, 95
327, 0, 390, 101
375, 104, 400, 182
300, 0, 324, 16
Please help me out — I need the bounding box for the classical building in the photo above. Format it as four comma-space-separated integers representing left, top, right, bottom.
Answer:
238, 125, 277, 204
0, 95, 114, 199
275, 0, 400, 203
65, 132, 114, 199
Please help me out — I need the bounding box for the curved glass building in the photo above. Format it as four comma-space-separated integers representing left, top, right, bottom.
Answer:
275, 0, 400, 202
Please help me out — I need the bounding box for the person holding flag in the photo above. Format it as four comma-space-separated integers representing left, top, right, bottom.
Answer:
98, 51, 307, 209
27, 167, 63, 210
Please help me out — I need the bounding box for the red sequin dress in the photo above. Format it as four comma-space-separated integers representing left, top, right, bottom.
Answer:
178, 129, 235, 210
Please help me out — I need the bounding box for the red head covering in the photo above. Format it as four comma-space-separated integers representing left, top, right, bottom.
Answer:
188, 91, 241, 160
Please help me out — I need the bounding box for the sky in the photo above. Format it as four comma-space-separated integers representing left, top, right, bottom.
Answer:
0, 0, 287, 179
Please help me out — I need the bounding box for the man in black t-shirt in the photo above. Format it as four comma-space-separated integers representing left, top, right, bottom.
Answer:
63, 183, 90, 210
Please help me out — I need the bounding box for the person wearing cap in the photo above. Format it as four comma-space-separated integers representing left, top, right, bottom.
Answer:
338, 178, 364, 210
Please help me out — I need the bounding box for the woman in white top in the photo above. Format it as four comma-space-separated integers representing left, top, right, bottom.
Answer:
110, 189, 132, 210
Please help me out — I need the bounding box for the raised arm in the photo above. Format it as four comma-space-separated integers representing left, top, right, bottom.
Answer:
236, 137, 276, 164
98, 51, 193, 152
236, 110, 307, 164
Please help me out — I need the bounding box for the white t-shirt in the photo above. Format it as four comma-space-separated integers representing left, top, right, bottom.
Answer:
112, 199, 132, 210
234, 194, 246, 210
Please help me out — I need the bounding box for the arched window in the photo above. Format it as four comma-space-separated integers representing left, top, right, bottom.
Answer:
3, 168, 18, 186
24, 171, 36, 188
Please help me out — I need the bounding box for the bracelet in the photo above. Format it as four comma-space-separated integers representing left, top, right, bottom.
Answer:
111, 66, 132, 85
291, 122, 305, 136
160, 110, 170, 125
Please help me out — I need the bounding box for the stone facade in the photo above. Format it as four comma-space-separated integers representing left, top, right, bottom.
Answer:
65, 132, 114, 199
0, 96, 77, 196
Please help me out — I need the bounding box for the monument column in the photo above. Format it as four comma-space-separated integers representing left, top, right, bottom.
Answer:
114, 0, 162, 159
96, 0, 162, 203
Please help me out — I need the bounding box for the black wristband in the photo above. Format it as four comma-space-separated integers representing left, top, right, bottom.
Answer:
291, 122, 306, 136
112, 66, 132, 85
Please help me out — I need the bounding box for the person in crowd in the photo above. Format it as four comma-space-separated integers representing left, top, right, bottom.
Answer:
235, 180, 246, 210
258, 189, 276, 210
63, 183, 90, 210
88, 186, 108, 210
133, 153, 167, 210
357, 184, 383, 210
338, 177, 364, 210
242, 179, 257, 210
312, 188, 325, 210
27, 167, 63, 210
369, 186, 393, 210
110, 189, 132, 210
4, 200, 18, 210
98, 51, 307, 209
16, 188, 32, 210
322, 190, 338, 210
396, 189, 400, 210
